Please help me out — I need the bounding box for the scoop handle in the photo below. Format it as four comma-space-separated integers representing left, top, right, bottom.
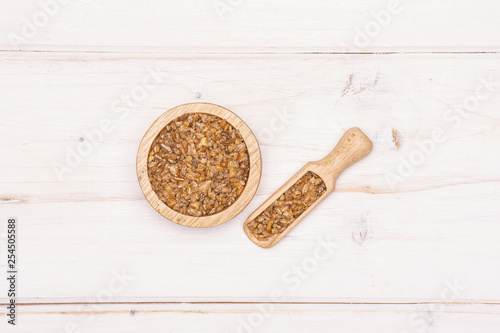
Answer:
317, 127, 373, 182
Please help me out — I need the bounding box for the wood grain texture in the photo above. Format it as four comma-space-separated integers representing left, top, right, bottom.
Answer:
0, 52, 499, 305
1, 0, 500, 329
244, 127, 373, 248
1, 303, 500, 333
1, 0, 500, 52
137, 102, 262, 228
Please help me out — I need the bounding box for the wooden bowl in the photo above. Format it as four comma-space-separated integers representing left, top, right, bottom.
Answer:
136, 103, 262, 228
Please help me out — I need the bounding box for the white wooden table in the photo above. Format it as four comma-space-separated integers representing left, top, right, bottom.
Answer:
1, 1, 500, 332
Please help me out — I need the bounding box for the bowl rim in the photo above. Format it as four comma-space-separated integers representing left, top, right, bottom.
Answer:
136, 102, 262, 228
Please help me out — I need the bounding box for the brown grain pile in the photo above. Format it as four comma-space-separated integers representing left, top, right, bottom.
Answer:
248, 171, 326, 240
147, 113, 250, 216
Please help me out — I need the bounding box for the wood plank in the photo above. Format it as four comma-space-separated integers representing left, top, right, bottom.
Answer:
1, 0, 500, 52
1, 303, 500, 332
0, 52, 499, 302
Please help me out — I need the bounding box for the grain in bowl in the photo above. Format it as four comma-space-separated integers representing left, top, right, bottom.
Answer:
136, 103, 262, 228
147, 113, 250, 217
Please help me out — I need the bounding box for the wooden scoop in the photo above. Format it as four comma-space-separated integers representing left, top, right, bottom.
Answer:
243, 127, 373, 248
